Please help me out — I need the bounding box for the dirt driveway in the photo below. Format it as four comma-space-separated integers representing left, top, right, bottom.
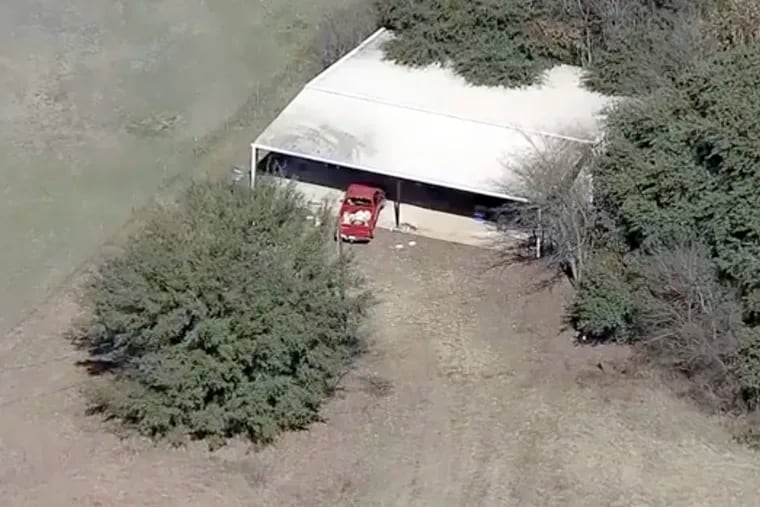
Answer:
2, 231, 760, 506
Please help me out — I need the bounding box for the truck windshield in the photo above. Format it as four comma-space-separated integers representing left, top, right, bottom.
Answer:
346, 197, 372, 206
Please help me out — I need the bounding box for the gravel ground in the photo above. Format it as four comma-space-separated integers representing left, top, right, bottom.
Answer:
2, 231, 760, 506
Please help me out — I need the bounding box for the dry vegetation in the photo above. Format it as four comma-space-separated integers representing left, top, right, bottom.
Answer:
498, 132, 597, 284
3, 231, 760, 506
0, 0, 374, 337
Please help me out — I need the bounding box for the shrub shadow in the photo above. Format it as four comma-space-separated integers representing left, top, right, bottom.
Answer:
63, 317, 122, 377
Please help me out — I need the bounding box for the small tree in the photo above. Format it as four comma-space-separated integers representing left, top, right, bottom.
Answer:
317, 2, 380, 70
378, 0, 556, 87
593, 0, 709, 91
633, 241, 749, 407
502, 132, 597, 285
84, 180, 370, 445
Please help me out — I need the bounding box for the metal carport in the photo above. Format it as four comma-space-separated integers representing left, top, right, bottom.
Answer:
252, 28, 613, 230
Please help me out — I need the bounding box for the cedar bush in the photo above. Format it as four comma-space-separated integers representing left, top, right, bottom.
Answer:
572, 240, 758, 408
574, 43, 760, 340
84, 180, 370, 445
570, 252, 640, 342
572, 43, 760, 408
590, 43, 760, 323
378, 0, 557, 87
377, 0, 719, 95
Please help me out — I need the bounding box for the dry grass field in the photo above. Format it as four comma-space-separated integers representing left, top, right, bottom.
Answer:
0, 0, 366, 336
2, 231, 760, 506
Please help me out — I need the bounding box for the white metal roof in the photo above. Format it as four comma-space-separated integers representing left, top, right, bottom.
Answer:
253, 28, 614, 201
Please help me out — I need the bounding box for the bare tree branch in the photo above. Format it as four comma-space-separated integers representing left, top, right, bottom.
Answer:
633, 240, 749, 408
497, 128, 598, 284
317, 3, 379, 70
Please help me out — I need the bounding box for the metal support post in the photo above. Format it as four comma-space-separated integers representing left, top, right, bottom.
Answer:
250, 144, 258, 189
394, 179, 402, 228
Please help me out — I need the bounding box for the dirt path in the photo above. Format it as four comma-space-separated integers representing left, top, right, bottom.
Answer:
216, 233, 760, 506
3, 232, 760, 506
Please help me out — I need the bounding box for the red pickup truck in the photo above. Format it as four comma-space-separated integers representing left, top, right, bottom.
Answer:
336, 184, 386, 242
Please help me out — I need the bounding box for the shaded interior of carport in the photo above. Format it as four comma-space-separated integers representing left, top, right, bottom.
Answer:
251, 28, 611, 231
251, 151, 514, 228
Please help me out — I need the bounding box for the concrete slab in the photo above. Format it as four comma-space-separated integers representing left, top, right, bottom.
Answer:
289, 180, 505, 249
